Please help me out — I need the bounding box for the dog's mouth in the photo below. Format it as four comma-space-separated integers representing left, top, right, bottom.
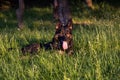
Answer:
62, 41, 68, 50
58, 36, 68, 50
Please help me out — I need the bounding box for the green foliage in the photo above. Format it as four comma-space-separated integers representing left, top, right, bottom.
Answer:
0, 4, 120, 80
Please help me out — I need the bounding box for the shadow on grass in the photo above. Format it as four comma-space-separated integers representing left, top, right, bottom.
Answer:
0, 10, 17, 29
0, 8, 54, 31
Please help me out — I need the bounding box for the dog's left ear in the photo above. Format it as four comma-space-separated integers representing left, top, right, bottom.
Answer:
68, 19, 73, 30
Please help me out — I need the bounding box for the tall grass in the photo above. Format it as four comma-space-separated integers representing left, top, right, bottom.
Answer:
0, 4, 120, 80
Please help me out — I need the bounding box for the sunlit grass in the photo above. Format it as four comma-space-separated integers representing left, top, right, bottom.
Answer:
0, 4, 120, 80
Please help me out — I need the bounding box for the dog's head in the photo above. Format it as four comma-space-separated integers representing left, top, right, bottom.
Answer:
54, 19, 73, 50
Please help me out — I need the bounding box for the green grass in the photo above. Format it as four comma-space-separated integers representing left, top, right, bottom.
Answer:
0, 4, 120, 80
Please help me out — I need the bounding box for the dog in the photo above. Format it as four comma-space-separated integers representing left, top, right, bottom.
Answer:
21, 19, 73, 55
51, 19, 73, 55
42, 19, 73, 54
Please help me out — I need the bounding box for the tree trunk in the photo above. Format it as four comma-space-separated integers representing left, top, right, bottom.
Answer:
16, 0, 25, 30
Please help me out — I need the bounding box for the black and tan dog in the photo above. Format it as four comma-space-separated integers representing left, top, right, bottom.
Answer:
21, 19, 73, 55
44, 19, 73, 55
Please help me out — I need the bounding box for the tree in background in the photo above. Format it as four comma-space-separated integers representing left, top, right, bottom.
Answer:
16, 0, 25, 30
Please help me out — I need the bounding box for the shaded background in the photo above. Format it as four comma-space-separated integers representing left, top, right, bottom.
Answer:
0, 0, 120, 10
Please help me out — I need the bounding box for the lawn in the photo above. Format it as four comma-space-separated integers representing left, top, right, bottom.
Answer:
0, 3, 120, 80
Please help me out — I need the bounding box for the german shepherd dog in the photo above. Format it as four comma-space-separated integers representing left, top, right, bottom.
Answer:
51, 19, 73, 54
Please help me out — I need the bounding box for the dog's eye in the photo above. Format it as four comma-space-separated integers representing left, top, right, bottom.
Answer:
66, 34, 70, 38
66, 34, 71, 38
69, 26, 72, 30
56, 25, 59, 29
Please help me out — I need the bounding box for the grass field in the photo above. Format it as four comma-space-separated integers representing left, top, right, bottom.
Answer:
0, 3, 120, 80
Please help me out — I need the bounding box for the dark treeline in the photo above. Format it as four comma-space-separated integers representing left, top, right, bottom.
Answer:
0, 0, 120, 10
